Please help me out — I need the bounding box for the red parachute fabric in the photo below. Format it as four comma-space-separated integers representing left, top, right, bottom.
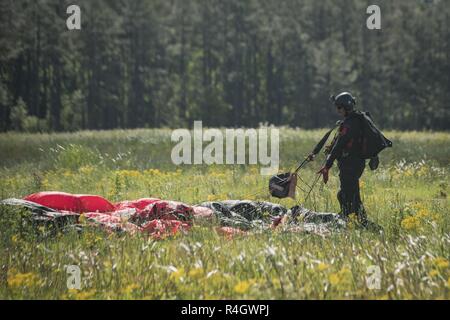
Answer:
78, 194, 115, 212
24, 192, 114, 213
114, 198, 160, 211
22, 192, 215, 239
132, 200, 194, 222
25, 192, 81, 212
141, 220, 190, 240
215, 226, 247, 240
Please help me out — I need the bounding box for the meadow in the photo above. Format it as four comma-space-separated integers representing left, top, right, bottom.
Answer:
0, 128, 449, 299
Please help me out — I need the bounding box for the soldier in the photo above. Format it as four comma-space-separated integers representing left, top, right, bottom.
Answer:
317, 92, 369, 226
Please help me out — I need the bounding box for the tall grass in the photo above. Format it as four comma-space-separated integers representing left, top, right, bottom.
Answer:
0, 129, 448, 299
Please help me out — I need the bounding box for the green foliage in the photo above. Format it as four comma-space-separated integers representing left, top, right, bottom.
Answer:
54, 144, 100, 170
8, 98, 48, 133
0, 0, 449, 131
9, 98, 28, 131
61, 90, 85, 132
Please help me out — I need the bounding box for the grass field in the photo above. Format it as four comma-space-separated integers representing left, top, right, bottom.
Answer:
0, 128, 449, 299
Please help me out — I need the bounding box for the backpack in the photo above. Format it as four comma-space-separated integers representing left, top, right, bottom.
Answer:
357, 111, 392, 159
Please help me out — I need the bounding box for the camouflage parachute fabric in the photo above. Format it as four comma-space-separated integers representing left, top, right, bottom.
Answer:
197, 200, 347, 236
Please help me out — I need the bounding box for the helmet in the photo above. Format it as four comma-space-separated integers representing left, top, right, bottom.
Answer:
329, 92, 356, 111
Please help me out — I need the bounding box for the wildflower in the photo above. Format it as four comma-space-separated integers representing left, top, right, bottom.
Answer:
328, 273, 340, 286
117, 170, 141, 178
71, 289, 97, 300
79, 166, 94, 175
317, 263, 330, 271
122, 283, 140, 295
271, 278, 281, 289
7, 271, 41, 288
234, 280, 253, 294
207, 194, 218, 201
78, 214, 86, 224
328, 267, 352, 288
144, 169, 161, 176
429, 269, 439, 277
188, 268, 204, 279
63, 170, 73, 177
433, 257, 449, 269
416, 208, 431, 219
400, 216, 421, 231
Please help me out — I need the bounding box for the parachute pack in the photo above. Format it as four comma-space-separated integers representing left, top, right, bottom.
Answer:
357, 111, 392, 159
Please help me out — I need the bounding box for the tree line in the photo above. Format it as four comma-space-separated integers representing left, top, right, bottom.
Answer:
0, 0, 449, 132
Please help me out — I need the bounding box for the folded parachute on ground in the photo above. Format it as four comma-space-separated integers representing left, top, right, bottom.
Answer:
1, 191, 351, 239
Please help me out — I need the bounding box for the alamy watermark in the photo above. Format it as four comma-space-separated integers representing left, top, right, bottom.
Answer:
366, 265, 382, 290
66, 265, 81, 290
66, 5, 81, 30
171, 121, 279, 175
366, 5, 381, 30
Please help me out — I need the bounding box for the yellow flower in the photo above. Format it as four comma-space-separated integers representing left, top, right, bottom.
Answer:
416, 208, 431, 219
401, 216, 421, 231
317, 263, 330, 271
188, 268, 204, 279
207, 194, 219, 201
79, 165, 94, 175
234, 280, 252, 294
7, 271, 41, 288
328, 273, 340, 286
271, 278, 281, 289
429, 269, 439, 277
405, 169, 414, 177
411, 202, 426, 211
63, 170, 73, 177
328, 268, 352, 288
417, 166, 429, 177
122, 283, 140, 295
433, 257, 449, 269
117, 170, 141, 178
144, 169, 161, 176
70, 289, 97, 300
78, 214, 86, 224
